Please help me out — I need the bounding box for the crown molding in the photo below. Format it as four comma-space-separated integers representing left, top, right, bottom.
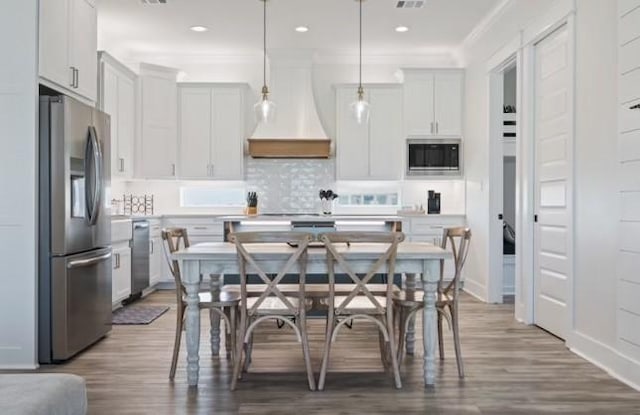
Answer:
460, 0, 515, 51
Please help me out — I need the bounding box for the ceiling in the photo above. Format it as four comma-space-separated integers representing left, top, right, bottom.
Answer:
97, 0, 501, 60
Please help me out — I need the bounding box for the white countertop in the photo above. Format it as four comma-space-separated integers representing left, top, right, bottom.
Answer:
110, 213, 465, 221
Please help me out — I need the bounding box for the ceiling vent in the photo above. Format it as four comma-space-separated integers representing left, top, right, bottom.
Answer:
396, 1, 425, 8
140, 0, 167, 4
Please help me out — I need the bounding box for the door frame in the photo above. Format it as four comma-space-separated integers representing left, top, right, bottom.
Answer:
486, 1, 576, 329
488, 54, 518, 305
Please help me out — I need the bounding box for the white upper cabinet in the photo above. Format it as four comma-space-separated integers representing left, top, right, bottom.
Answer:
98, 52, 136, 179
369, 88, 403, 180
434, 72, 464, 137
403, 72, 435, 137
403, 69, 464, 138
336, 86, 403, 180
138, 64, 179, 179
178, 84, 246, 180
39, 0, 97, 103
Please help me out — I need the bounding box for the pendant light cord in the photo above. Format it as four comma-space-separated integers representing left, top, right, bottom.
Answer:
359, 0, 362, 90
263, 0, 267, 90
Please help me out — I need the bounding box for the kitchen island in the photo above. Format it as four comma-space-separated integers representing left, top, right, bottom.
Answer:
221, 214, 403, 241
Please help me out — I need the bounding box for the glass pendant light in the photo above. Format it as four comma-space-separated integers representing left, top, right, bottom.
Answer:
254, 0, 276, 123
350, 0, 369, 124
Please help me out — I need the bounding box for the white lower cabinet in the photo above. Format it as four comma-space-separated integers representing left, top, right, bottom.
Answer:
404, 215, 466, 280
112, 242, 132, 305
149, 219, 163, 287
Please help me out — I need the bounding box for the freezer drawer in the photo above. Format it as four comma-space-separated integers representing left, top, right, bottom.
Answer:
50, 248, 112, 361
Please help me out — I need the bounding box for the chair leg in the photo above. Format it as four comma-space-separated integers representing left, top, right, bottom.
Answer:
437, 310, 445, 361
223, 307, 232, 359
318, 313, 335, 391
243, 330, 254, 373
450, 304, 465, 378
396, 306, 407, 362
229, 306, 237, 363
378, 328, 390, 371
298, 316, 317, 391
230, 311, 246, 391
386, 312, 402, 389
169, 306, 185, 380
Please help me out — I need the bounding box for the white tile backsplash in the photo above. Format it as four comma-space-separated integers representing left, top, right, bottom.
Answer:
245, 158, 335, 213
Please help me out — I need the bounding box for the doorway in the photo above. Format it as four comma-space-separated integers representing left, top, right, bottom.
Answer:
488, 58, 518, 305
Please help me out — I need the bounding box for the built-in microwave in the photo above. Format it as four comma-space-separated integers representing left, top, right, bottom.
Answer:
406, 139, 462, 177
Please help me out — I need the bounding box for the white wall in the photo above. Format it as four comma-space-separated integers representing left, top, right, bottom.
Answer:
0, 0, 39, 368
572, 0, 619, 355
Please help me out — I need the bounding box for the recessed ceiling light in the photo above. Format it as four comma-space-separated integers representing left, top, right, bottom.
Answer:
190, 25, 208, 32
295, 26, 309, 33
395, 26, 409, 33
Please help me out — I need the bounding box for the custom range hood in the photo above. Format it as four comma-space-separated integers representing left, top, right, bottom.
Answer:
249, 55, 331, 158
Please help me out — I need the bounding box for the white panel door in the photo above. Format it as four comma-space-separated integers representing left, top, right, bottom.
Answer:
211, 87, 244, 180
117, 75, 135, 178
179, 87, 212, 179
69, 0, 97, 102
434, 72, 463, 137
369, 88, 402, 179
336, 87, 369, 179
533, 25, 572, 340
39, 0, 71, 88
403, 73, 435, 137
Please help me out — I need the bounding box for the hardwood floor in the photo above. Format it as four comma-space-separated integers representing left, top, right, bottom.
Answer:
32, 291, 640, 414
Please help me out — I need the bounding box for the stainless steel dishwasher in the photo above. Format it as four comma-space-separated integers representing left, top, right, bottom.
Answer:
130, 219, 150, 297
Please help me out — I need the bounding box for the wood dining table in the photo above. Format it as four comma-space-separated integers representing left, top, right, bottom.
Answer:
172, 241, 452, 388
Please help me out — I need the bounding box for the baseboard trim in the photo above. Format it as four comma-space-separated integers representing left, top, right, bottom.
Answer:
462, 278, 487, 302
570, 331, 640, 392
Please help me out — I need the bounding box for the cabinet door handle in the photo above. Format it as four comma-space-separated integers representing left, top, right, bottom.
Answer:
75, 68, 79, 88
150, 240, 154, 254
69, 67, 75, 87
430, 122, 434, 134
435, 122, 439, 134
171, 163, 176, 176
119, 158, 124, 172
193, 226, 208, 230
210, 163, 214, 176
114, 253, 120, 269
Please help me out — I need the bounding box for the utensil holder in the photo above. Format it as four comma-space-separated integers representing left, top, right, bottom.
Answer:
321, 199, 333, 215
246, 206, 258, 216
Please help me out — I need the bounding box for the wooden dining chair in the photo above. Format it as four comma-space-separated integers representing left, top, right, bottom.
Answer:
317, 231, 405, 390
228, 231, 316, 391
393, 227, 471, 378
161, 228, 240, 380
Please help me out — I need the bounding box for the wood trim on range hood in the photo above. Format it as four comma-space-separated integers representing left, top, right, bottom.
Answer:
247, 139, 331, 159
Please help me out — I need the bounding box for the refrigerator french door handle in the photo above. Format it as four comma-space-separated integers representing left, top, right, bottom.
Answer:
67, 251, 112, 269
89, 126, 103, 225
84, 128, 95, 225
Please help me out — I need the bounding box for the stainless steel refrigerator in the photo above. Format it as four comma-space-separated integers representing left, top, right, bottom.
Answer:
38, 94, 112, 363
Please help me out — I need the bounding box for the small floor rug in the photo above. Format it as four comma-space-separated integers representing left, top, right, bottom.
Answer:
112, 305, 169, 325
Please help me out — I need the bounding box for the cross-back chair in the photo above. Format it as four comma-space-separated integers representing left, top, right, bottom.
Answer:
318, 231, 405, 390
161, 228, 240, 380
394, 227, 471, 378
228, 231, 316, 391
